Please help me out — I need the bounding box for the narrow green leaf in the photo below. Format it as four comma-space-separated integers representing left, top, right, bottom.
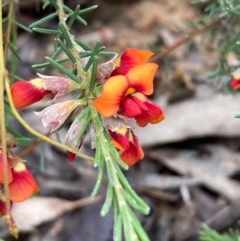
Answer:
79, 50, 116, 58
128, 207, 151, 241
8, 43, 21, 61
43, 0, 59, 10
51, 47, 62, 60
32, 58, 68, 69
57, 39, 76, 63
74, 39, 92, 51
42, 0, 51, 9
100, 184, 113, 216
59, 23, 73, 48
6, 127, 32, 146
89, 56, 97, 91
113, 197, 122, 241
122, 206, 138, 241
67, 5, 81, 28
115, 163, 150, 214
32, 27, 61, 35
45, 57, 80, 82
79, 5, 98, 15
14, 20, 32, 33
84, 42, 101, 71
124, 191, 149, 214
63, 5, 87, 25
104, 148, 119, 185
29, 12, 58, 28
91, 151, 105, 197
40, 143, 46, 171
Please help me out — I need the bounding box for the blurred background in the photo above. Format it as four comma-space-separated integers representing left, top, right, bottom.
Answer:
3, 0, 240, 240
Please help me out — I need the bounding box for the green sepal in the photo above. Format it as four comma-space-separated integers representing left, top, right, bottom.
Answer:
65, 107, 91, 150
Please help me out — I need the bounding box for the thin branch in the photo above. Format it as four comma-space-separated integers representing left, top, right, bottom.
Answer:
0, 0, 15, 237
151, 16, 224, 62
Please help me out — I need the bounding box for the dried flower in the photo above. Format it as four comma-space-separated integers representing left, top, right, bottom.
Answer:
37, 73, 80, 99
35, 100, 81, 132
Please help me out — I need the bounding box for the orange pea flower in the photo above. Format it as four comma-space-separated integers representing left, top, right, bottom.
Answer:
11, 75, 80, 109
109, 127, 144, 166
111, 48, 154, 76
0, 150, 39, 203
94, 63, 164, 126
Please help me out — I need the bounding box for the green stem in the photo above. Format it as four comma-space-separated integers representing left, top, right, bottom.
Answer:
0, 0, 14, 235
3, 0, 14, 60
56, 0, 87, 82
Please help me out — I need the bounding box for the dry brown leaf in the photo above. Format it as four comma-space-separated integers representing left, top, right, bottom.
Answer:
137, 88, 240, 146
12, 195, 102, 232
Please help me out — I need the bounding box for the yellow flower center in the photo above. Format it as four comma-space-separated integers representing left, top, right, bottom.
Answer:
31, 78, 44, 88
13, 162, 26, 172
133, 92, 146, 101
125, 87, 136, 96
114, 58, 121, 67
116, 127, 128, 135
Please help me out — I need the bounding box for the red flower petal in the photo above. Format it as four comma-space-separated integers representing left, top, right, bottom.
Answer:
67, 152, 76, 161
230, 78, 240, 89
11, 78, 51, 109
109, 128, 130, 151
112, 48, 154, 75
120, 96, 144, 117
9, 162, 39, 202
135, 97, 165, 127
120, 132, 144, 166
